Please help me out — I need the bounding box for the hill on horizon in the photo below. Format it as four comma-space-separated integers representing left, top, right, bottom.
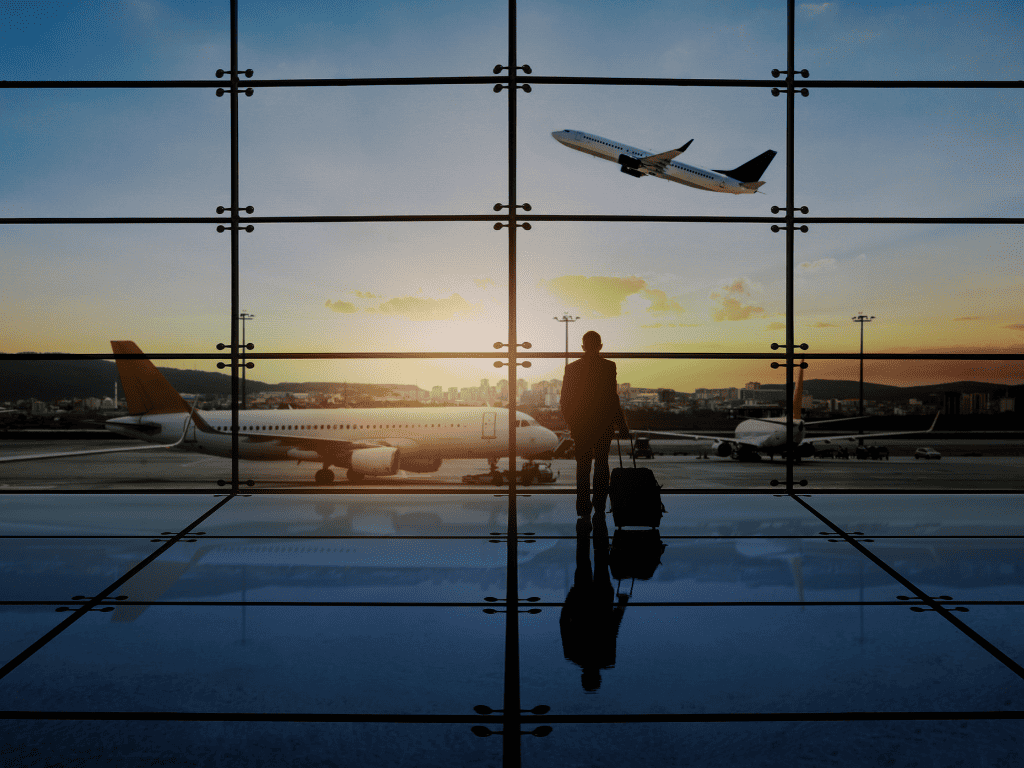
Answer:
0, 356, 1020, 404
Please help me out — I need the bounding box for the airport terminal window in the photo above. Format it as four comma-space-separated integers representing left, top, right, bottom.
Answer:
1, 1, 1022, 765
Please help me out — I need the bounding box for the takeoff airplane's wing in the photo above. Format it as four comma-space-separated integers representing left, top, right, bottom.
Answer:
801, 413, 941, 446
638, 139, 693, 173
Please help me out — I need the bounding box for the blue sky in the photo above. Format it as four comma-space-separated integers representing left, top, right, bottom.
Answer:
1, 1, 1021, 390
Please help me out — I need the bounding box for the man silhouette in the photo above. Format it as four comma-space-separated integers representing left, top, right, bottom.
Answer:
559, 331, 630, 516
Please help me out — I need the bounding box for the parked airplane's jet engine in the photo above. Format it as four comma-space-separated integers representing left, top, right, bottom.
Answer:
618, 154, 644, 177
349, 446, 400, 475
712, 440, 733, 458
400, 456, 443, 473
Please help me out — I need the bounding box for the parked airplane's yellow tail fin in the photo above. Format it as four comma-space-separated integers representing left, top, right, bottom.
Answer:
110, 341, 191, 416
793, 360, 805, 422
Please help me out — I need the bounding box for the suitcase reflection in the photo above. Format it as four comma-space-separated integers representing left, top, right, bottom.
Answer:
559, 511, 666, 692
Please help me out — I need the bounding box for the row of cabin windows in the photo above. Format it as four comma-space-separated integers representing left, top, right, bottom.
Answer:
590, 138, 715, 181
219, 419, 535, 432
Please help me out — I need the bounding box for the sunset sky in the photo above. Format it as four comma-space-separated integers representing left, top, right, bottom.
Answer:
2, 1, 1021, 392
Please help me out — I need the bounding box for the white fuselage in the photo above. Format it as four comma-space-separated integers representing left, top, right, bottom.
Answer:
734, 418, 807, 450
551, 129, 753, 194
106, 407, 559, 464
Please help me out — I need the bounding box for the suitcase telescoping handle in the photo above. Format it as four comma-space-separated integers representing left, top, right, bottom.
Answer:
616, 433, 637, 470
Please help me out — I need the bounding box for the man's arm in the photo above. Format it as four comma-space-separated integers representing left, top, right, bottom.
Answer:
608, 361, 630, 436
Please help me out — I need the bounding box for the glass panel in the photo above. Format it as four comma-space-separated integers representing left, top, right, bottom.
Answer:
0, 606, 502, 715
520, 604, 1024, 715
0, 227, 228, 354
796, 1, 1022, 80
794, 225, 1022, 356
798, 495, 1024, 537
0, 2, 229, 80
796, 91, 1021, 218
523, 722, 1024, 766
2, 92, 227, 218
0, 495, 220, 536
519, 1, 785, 79
241, 225, 508, 356
239, 0, 506, 79
0, 353, 241, 490
517, 224, 782, 364
241, 87, 507, 215
0, 722, 500, 768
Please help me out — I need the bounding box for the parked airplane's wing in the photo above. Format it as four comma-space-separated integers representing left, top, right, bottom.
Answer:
633, 429, 713, 442
638, 139, 693, 172
801, 413, 940, 446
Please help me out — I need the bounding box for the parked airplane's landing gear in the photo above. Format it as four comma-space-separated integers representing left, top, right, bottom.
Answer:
314, 468, 335, 485
347, 469, 366, 483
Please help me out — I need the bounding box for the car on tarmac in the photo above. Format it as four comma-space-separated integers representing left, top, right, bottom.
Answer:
914, 447, 942, 460
631, 437, 654, 459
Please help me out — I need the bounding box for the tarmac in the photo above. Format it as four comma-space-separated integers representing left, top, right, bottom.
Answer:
2, 437, 1022, 491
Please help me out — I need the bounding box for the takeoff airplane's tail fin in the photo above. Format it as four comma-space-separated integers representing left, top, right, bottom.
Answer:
714, 149, 777, 183
110, 341, 191, 416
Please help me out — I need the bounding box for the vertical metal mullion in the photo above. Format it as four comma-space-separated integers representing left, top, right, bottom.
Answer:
229, 0, 240, 490
503, 4, 522, 765
784, 0, 796, 492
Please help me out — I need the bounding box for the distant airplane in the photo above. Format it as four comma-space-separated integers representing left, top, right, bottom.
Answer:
551, 129, 777, 194
0, 341, 560, 485
637, 364, 939, 460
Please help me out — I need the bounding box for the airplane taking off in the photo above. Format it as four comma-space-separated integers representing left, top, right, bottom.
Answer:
637, 364, 939, 461
0, 341, 559, 485
551, 129, 777, 194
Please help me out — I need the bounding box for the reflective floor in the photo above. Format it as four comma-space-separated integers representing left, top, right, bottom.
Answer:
2, 493, 1023, 766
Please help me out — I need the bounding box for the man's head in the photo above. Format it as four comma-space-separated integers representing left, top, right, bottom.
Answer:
581, 331, 602, 354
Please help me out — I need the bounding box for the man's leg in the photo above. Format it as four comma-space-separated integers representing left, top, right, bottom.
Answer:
591, 426, 614, 513
575, 445, 594, 515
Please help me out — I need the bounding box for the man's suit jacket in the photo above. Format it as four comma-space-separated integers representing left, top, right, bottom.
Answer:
559, 354, 627, 450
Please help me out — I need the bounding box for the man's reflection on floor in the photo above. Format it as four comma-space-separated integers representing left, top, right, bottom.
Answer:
559, 513, 629, 692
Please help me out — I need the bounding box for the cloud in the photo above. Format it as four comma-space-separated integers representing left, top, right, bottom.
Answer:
640, 287, 685, 315
325, 299, 358, 313
813, 321, 839, 328
377, 293, 480, 321
954, 316, 982, 321
767, 322, 786, 330
541, 275, 683, 318
710, 278, 764, 321
474, 277, 498, 289
713, 297, 765, 322
640, 323, 701, 329
798, 258, 837, 273
1006, 324, 1024, 331
799, 2, 832, 15
351, 290, 381, 299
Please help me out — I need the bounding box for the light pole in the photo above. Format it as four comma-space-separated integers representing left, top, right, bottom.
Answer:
852, 313, 874, 421
553, 314, 579, 367
239, 312, 255, 409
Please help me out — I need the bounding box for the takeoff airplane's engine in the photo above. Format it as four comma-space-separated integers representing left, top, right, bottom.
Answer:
349, 446, 400, 476
618, 154, 644, 178
712, 440, 733, 458
400, 456, 443, 473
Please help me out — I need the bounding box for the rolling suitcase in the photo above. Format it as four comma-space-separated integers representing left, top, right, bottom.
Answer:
609, 438, 665, 528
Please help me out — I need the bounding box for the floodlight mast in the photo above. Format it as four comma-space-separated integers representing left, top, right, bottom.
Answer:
852, 313, 875, 429
553, 314, 580, 368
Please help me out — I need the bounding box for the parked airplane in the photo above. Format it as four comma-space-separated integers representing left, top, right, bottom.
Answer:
636, 365, 939, 461
551, 129, 776, 194
0, 341, 559, 484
